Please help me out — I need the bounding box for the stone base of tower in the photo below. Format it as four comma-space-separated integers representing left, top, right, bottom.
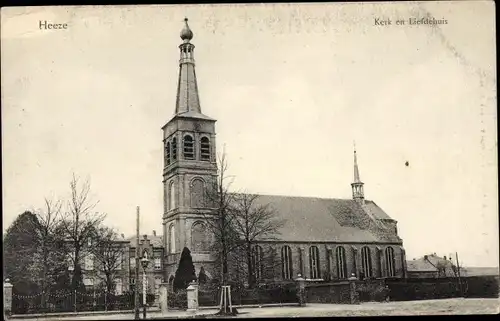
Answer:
164, 252, 219, 286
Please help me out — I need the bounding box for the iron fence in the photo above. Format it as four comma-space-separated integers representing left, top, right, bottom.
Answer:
11, 289, 155, 314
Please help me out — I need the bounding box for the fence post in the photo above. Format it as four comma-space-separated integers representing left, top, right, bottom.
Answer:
159, 283, 169, 315
4, 279, 13, 318
186, 281, 199, 313
348, 274, 359, 304
295, 274, 306, 307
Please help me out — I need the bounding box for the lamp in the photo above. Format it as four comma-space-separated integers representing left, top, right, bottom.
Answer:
140, 256, 150, 318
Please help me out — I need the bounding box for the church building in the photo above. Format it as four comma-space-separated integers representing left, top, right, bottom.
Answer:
162, 19, 407, 285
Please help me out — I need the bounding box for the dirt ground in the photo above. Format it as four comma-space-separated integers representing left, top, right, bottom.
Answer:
12, 298, 499, 320
236, 298, 499, 317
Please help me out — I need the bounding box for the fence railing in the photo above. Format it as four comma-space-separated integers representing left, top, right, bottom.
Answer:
167, 282, 300, 310
11, 290, 155, 315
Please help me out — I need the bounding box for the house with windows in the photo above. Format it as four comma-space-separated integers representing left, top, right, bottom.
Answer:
66, 236, 130, 294
127, 232, 165, 299
161, 19, 407, 285
67, 231, 164, 299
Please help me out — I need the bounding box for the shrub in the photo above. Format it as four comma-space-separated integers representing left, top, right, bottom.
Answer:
173, 248, 197, 292
168, 289, 187, 309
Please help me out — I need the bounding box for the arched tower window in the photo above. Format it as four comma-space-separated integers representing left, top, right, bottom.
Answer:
191, 221, 210, 252
336, 246, 347, 279
385, 247, 396, 277
172, 137, 178, 161
252, 245, 264, 281
165, 141, 171, 166
169, 223, 176, 254
169, 181, 176, 210
361, 246, 373, 279
190, 179, 205, 208
200, 137, 210, 161
183, 135, 194, 159
281, 246, 293, 280
309, 246, 321, 279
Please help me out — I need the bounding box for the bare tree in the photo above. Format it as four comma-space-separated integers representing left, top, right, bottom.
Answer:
230, 193, 285, 287
198, 151, 240, 286
90, 226, 126, 294
59, 173, 106, 291
33, 198, 67, 309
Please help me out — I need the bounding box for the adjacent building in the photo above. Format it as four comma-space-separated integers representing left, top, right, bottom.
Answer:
407, 253, 463, 278
68, 231, 164, 299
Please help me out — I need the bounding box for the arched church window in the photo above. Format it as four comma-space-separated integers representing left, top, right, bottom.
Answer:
172, 137, 178, 161
190, 178, 205, 208
166, 141, 171, 166
183, 135, 195, 160
385, 247, 396, 277
336, 246, 347, 279
169, 181, 176, 210
191, 221, 210, 252
309, 246, 321, 279
200, 137, 210, 161
361, 246, 373, 279
169, 224, 176, 254
252, 245, 264, 281
281, 246, 293, 280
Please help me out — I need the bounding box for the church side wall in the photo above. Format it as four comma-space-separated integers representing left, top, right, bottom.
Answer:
238, 242, 406, 282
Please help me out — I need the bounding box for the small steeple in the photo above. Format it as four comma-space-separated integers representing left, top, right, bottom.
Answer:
351, 142, 365, 203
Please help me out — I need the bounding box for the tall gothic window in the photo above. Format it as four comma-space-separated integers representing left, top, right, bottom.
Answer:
281, 246, 293, 280
336, 246, 347, 279
172, 137, 177, 161
377, 248, 383, 278
191, 221, 210, 252
165, 141, 171, 166
190, 179, 205, 208
183, 135, 194, 159
252, 245, 264, 281
361, 246, 373, 279
309, 246, 321, 279
385, 247, 396, 277
169, 224, 176, 254
169, 181, 176, 210
200, 137, 210, 161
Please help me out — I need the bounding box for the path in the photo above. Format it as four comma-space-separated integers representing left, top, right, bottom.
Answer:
9, 298, 499, 320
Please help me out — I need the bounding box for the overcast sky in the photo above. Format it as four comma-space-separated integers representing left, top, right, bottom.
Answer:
2, 2, 497, 267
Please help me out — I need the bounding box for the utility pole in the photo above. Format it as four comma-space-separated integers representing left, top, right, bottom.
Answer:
134, 206, 140, 319
456, 252, 463, 296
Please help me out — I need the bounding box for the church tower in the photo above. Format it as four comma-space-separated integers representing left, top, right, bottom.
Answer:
351, 146, 365, 203
162, 19, 218, 280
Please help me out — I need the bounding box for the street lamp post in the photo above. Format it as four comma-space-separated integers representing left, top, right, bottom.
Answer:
141, 256, 150, 319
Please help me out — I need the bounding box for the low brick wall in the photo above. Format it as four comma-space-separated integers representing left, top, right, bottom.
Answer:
385, 276, 499, 301
356, 279, 388, 302
305, 282, 351, 304
462, 275, 499, 298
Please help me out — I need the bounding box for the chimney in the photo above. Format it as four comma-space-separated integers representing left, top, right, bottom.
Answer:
444, 256, 447, 261
121, 233, 125, 239
153, 230, 156, 237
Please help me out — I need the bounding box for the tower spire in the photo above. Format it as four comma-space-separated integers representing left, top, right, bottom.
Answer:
351, 143, 365, 203
175, 18, 204, 117
353, 142, 361, 183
